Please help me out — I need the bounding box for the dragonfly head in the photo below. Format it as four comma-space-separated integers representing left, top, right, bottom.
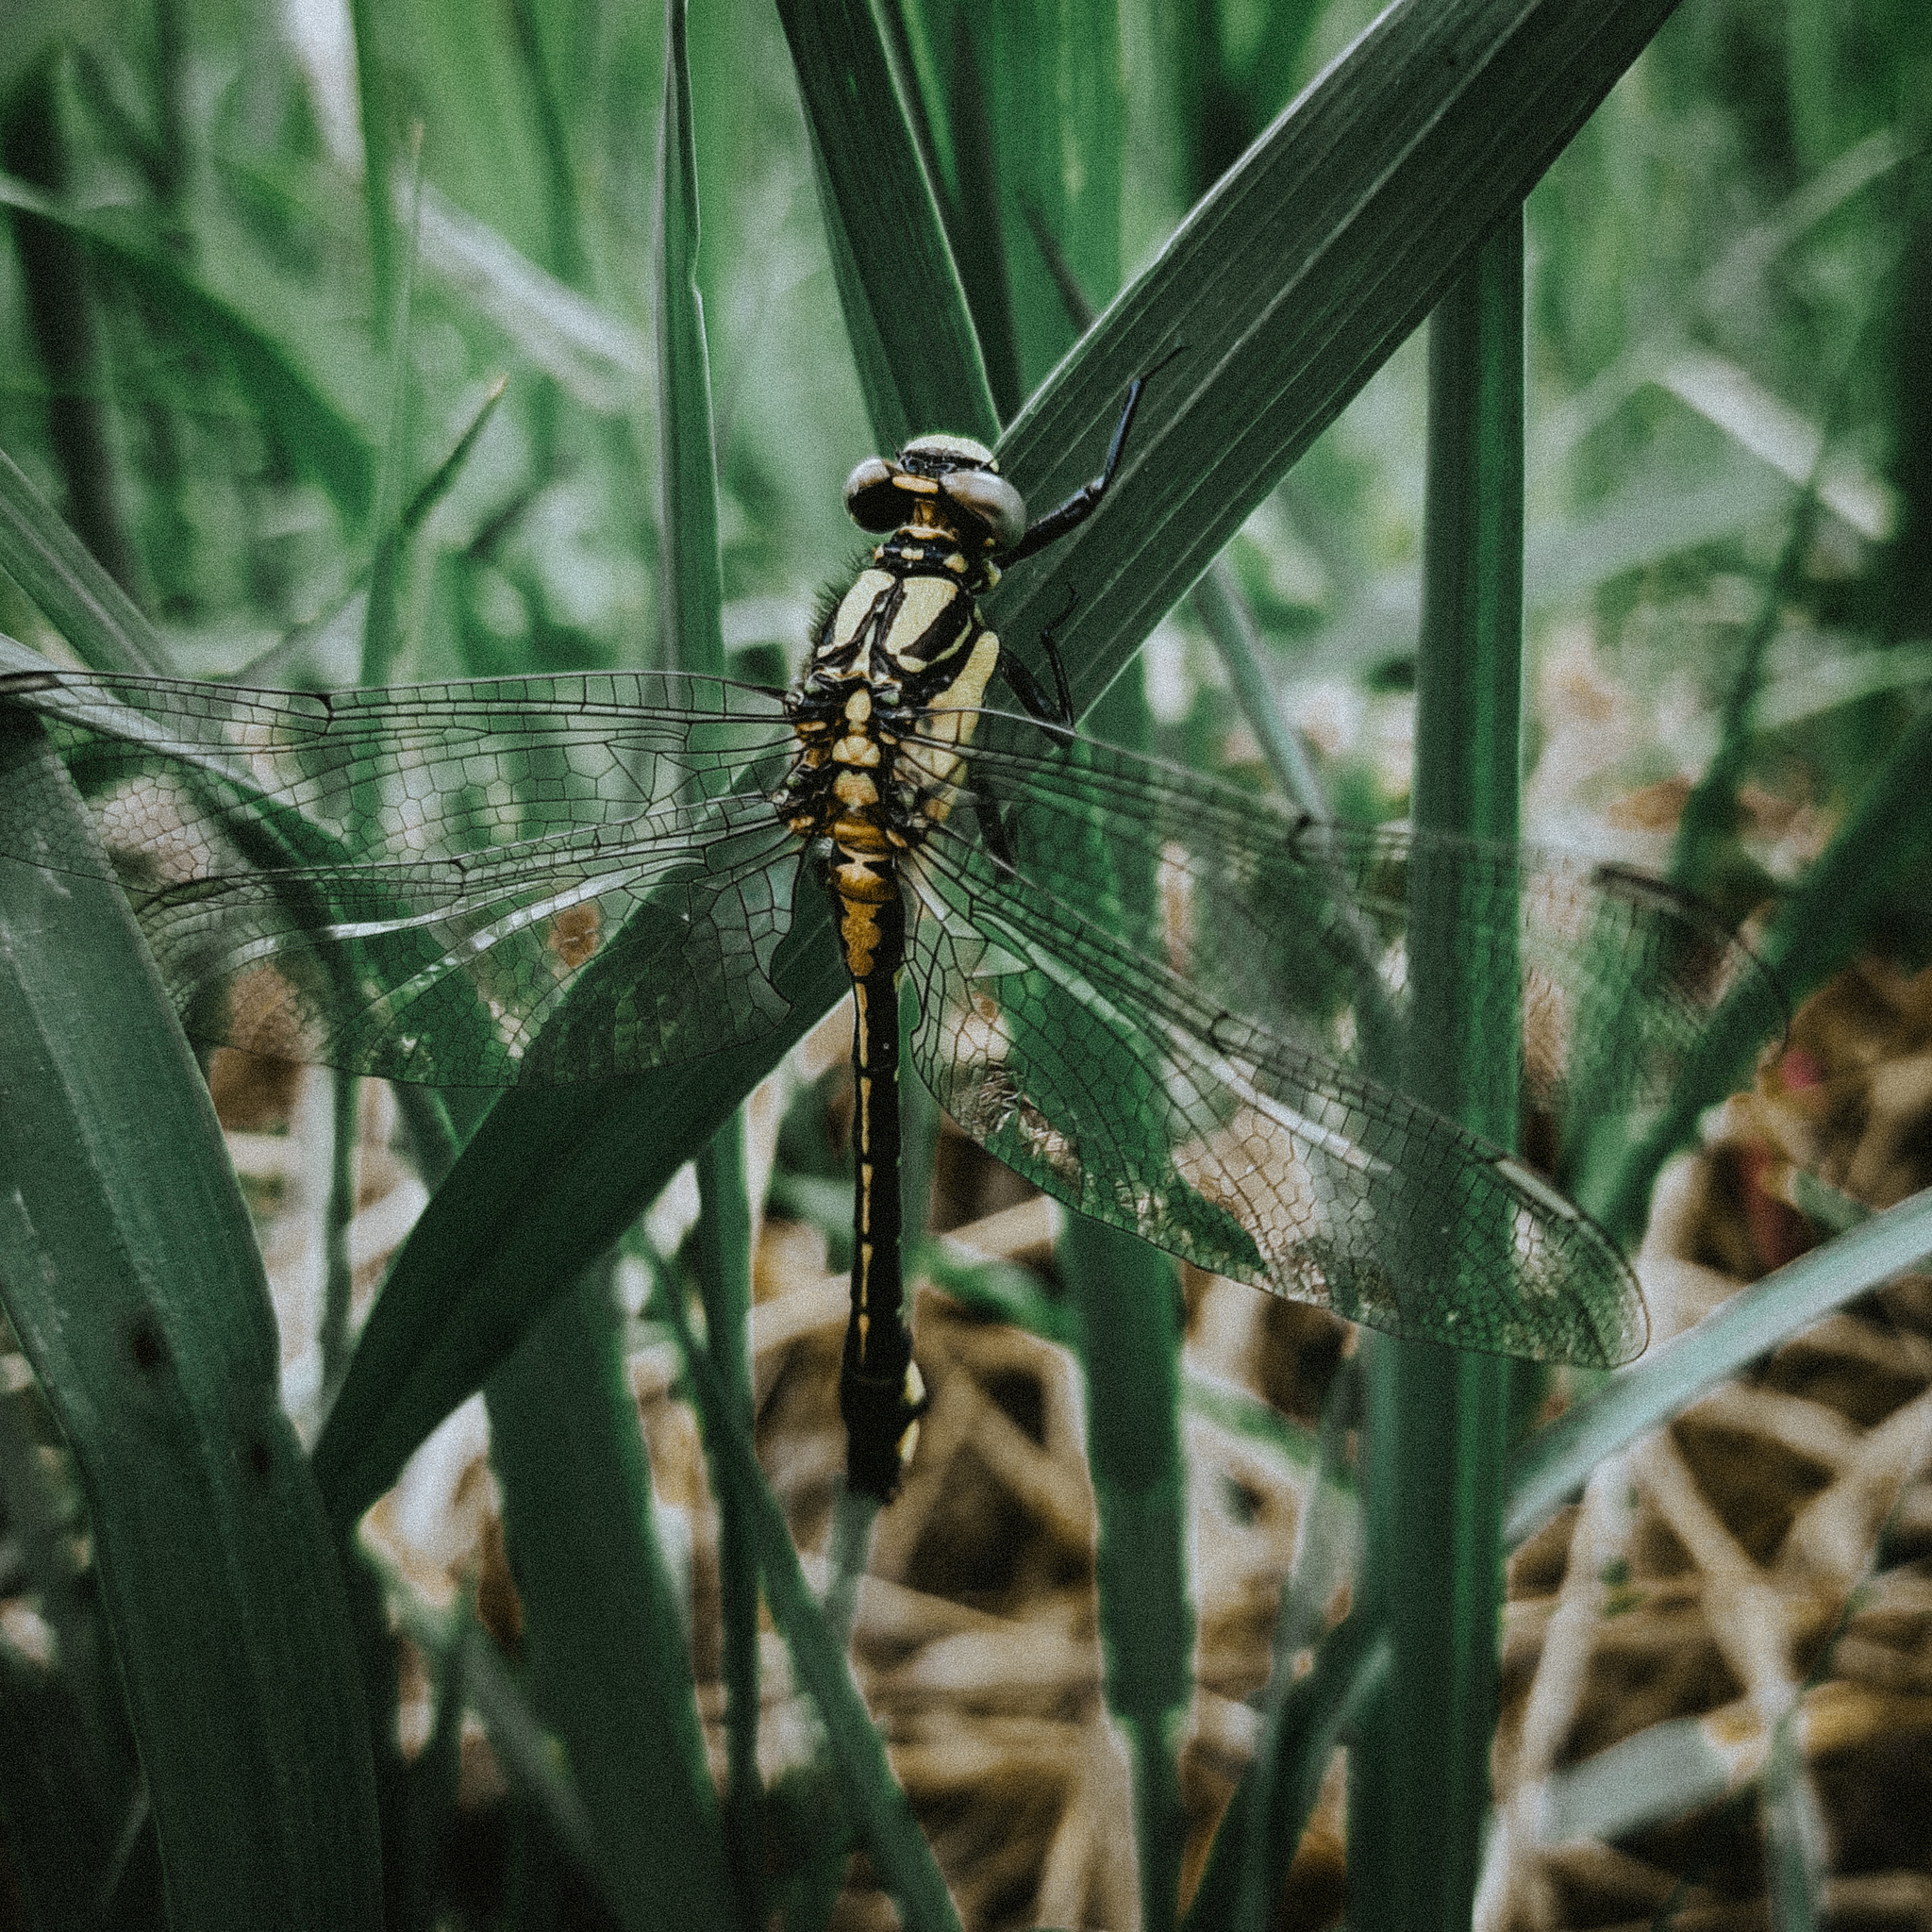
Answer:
843, 434, 1026, 553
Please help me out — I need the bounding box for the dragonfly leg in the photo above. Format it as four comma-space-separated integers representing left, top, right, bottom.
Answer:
973, 768, 1021, 873
999, 584, 1078, 736
997, 344, 1183, 567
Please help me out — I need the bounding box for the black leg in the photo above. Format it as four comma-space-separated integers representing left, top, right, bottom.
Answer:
974, 769, 1020, 872
998, 344, 1183, 567
999, 584, 1078, 738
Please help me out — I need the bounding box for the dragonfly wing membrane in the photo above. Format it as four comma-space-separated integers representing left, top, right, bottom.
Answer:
0, 667, 805, 1084
909, 788, 1648, 1369
954, 729, 1786, 1133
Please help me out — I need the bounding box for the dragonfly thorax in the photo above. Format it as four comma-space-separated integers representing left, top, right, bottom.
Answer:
778, 534, 1003, 991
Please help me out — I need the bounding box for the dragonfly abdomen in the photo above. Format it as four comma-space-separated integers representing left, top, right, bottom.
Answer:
777, 452, 1023, 1499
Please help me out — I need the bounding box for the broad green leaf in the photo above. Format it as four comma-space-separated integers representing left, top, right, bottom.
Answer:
982, 0, 1693, 722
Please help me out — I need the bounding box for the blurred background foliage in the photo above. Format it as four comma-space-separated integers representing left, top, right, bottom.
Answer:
0, 0, 1922, 883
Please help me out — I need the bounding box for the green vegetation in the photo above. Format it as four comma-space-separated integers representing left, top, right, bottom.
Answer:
0, 0, 1923, 1927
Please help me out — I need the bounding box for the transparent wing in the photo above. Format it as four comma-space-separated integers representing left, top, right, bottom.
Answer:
901, 723, 1784, 1367
941, 723, 1787, 1128
0, 667, 805, 1084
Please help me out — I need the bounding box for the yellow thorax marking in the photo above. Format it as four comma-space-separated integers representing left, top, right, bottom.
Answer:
883, 575, 961, 670
829, 569, 894, 651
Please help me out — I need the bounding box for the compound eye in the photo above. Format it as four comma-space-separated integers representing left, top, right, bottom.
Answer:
843, 456, 905, 532
941, 467, 1026, 550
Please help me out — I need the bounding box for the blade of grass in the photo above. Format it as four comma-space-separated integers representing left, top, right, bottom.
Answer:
1185, 1361, 1364, 1932
1506, 1181, 1932, 1541
655, 5, 764, 1896
667, 1289, 964, 1932
1350, 211, 1526, 1932
772, 0, 994, 449
0, 441, 166, 673
346, 0, 397, 329
1182, 1617, 1387, 1932
360, 124, 425, 687
485, 1264, 733, 1931
694, 1115, 761, 1889
367, 1543, 603, 1883
1066, 1210, 1190, 1932
1060, 669, 1191, 1932
0, 709, 381, 1929
320, 1066, 358, 1416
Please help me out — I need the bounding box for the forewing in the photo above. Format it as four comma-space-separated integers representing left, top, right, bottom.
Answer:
943, 724, 1786, 1132
0, 668, 804, 1084
905, 819, 1646, 1367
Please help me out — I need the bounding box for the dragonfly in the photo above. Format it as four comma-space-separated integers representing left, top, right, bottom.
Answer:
0, 375, 1784, 1502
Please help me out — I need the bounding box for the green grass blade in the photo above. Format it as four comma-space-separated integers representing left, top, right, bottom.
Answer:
657, 0, 726, 680
773, 0, 995, 449
1761, 1707, 1827, 1932
0, 441, 167, 674
695, 1115, 761, 1885
346, 0, 398, 328
486, 1269, 733, 1930
655, 5, 763, 1891
361, 128, 425, 686
0, 710, 380, 1929
1188, 1364, 1362, 1932
1065, 1213, 1189, 1932
1058, 676, 1190, 1931
1351, 212, 1525, 1932
1506, 1181, 1932, 1542
1183, 1614, 1387, 1932
370, 1547, 604, 1884
983, 0, 1689, 723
